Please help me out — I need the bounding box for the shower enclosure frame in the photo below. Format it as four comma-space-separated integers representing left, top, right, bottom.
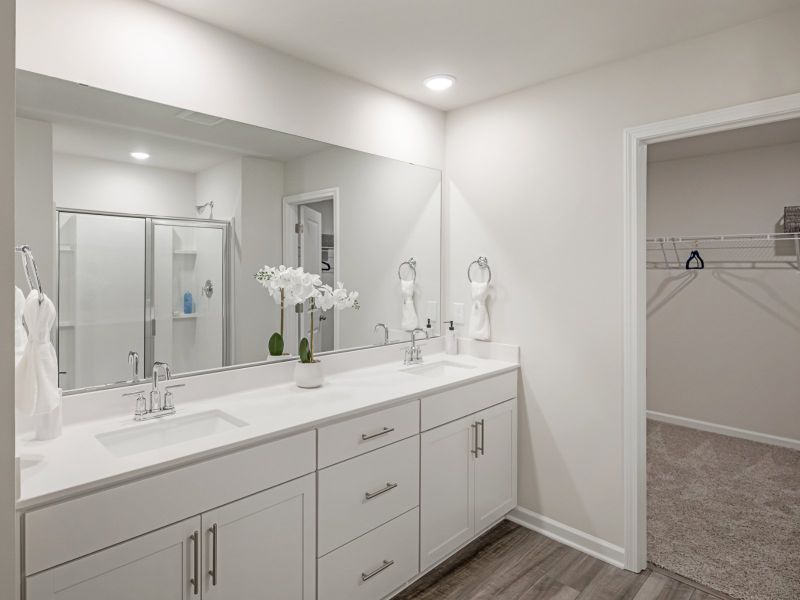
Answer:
56, 208, 231, 394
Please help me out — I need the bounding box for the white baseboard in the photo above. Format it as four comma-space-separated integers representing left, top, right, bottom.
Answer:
647, 410, 800, 451
506, 507, 625, 569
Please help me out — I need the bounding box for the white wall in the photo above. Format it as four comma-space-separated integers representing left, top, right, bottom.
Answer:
53, 154, 196, 217
284, 147, 441, 349
647, 142, 800, 441
445, 8, 800, 547
16, 0, 444, 170
1, 1, 16, 597
15, 117, 54, 295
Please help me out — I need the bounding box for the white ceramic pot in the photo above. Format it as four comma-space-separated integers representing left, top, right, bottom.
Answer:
294, 360, 324, 388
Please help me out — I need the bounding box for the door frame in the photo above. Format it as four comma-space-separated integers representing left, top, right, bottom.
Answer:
282, 188, 341, 351
622, 91, 800, 571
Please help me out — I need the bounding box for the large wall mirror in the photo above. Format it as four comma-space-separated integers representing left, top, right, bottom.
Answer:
15, 71, 441, 393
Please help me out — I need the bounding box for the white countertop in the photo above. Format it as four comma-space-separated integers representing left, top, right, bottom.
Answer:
16, 352, 518, 510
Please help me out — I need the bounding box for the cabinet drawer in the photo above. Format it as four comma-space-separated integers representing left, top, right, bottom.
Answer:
318, 400, 419, 468
421, 371, 517, 431
318, 436, 419, 556
318, 508, 419, 600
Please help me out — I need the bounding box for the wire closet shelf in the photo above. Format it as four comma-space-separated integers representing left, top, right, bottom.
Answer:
646, 232, 800, 271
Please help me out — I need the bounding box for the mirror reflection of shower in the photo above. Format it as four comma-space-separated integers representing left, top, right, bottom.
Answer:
57, 211, 228, 390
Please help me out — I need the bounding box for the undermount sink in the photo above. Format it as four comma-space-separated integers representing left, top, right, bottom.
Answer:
96, 410, 248, 458
401, 360, 477, 378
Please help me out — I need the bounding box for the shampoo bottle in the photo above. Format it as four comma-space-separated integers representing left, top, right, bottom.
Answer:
445, 320, 458, 355
183, 291, 193, 314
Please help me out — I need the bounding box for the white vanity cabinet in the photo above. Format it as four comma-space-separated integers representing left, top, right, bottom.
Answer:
419, 373, 517, 571
26, 517, 200, 600
201, 474, 316, 600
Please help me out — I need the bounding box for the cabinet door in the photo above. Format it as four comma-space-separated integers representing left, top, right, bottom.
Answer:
26, 517, 200, 600
201, 473, 315, 600
419, 414, 475, 571
474, 400, 517, 534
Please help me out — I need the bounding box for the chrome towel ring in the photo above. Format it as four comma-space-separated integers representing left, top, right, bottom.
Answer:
467, 256, 491, 283
398, 258, 417, 281
15, 245, 44, 304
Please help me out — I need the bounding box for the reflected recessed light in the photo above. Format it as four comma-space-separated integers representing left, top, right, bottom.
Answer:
424, 75, 455, 91
130, 151, 150, 160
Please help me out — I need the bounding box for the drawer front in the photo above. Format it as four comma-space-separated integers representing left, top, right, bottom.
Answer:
25, 430, 316, 575
318, 400, 419, 468
318, 436, 419, 556
420, 371, 517, 431
318, 508, 419, 600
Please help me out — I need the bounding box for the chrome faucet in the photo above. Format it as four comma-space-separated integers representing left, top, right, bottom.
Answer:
374, 322, 389, 345
124, 361, 183, 421
151, 361, 172, 412
404, 328, 426, 365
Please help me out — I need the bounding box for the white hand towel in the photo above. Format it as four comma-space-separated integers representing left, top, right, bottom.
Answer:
400, 279, 419, 331
14, 286, 28, 366
15, 291, 60, 416
468, 281, 490, 340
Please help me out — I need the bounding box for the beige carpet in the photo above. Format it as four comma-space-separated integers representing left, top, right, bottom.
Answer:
647, 420, 800, 600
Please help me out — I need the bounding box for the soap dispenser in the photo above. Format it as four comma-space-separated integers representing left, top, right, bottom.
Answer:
445, 320, 458, 355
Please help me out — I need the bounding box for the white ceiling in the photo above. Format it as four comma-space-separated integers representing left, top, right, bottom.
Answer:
649, 118, 800, 163
16, 71, 331, 171
149, 0, 800, 111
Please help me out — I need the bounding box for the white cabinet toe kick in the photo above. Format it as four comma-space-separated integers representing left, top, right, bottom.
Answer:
21, 370, 518, 600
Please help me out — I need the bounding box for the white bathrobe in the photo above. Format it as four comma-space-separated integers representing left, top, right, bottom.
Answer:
468, 281, 490, 340
15, 291, 60, 416
400, 279, 418, 331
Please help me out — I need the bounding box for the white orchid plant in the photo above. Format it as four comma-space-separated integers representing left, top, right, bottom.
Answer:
255, 265, 359, 361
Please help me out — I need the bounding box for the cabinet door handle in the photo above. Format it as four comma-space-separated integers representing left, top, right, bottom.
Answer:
478, 418, 485, 456
361, 559, 394, 582
365, 482, 398, 500
208, 523, 218, 586
471, 422, 479, 457
190, 530, 199, 595
361, 426, 394, 441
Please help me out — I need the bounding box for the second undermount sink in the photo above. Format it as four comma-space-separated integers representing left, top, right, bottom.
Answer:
401, 360, 477, 378
96, 410, 248, 458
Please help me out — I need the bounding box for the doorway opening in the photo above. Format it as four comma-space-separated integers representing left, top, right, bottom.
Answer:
282, 188, 340, 353
623, 92, 800, 594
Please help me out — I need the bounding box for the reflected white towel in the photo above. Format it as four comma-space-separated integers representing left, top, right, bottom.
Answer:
15, 291, 60, 416
400, 279, 418, 331
14, 286, 27, 366
468, 281, 490, 340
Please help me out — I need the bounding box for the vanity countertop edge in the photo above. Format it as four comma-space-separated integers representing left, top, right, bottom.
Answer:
16, 351, 519, 511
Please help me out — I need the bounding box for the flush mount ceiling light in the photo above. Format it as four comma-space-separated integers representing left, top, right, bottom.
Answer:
424, 74, 455, 91
129, 151, 150, 160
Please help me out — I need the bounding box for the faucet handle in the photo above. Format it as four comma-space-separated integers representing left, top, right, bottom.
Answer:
163, 384, 185, 411
123, 389, 147, 418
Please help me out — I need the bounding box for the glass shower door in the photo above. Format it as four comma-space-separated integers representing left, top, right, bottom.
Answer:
58, 212, 146, 390
150, 221, 226, 375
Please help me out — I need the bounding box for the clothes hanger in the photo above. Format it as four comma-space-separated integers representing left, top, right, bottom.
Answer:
685, 248, 705, 270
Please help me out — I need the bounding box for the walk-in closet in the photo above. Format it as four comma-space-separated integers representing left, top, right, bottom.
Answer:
646, 119, 800, 600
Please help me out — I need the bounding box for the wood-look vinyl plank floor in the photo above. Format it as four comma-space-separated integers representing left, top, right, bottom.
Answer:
394, 521, 729, 600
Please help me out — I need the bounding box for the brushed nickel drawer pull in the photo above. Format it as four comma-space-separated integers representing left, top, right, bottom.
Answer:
189, 530, 199, 595
361, 426, 395, 441
365, 482, 398, 500
478, 418, 485, 456
361, 559, 395, 582
471, 422, 479, 457
208, 523, 218, 586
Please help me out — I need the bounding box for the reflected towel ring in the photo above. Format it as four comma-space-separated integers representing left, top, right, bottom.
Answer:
15, 245, 44, 304
467, 256, 492, 283
398, 258, 417, 282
